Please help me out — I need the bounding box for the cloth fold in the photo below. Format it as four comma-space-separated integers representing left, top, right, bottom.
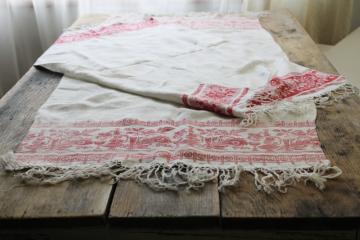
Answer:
35, 14, 347, 119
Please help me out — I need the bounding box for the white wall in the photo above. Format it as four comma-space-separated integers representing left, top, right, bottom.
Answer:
351, 0, 360, 31
325, 27, 360, 88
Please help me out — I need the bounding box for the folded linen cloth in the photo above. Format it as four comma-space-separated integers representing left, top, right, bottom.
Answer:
1, 13, 356, 193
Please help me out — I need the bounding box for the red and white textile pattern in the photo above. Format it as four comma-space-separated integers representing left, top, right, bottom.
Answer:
0, 13, 351, 193
33, 13, 348, 119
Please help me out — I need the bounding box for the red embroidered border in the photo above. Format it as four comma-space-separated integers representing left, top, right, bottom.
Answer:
16, 118, 325, 165
17, 120, 322, 156
56, 19, 160, 44
247, 70, 345, 107
182, 84, 249, 116
55, 17, 261, 44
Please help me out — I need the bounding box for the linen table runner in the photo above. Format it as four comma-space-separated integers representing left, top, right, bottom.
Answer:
1, 13, 356, 193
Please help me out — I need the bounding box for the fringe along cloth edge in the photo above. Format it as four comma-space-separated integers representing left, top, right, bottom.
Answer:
0, 83, 358, 193
240, 83, 359, 127
0, 151, 343, 194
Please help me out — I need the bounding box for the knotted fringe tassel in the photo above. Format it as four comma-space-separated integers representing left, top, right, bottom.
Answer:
0, 152, 342, 193
251, 166, 342, 194
241, 83, 359, 127
314, 83, 359, 108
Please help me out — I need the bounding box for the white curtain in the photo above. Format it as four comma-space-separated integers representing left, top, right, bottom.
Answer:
0, 0, 20, 96
0, 0, 356, 97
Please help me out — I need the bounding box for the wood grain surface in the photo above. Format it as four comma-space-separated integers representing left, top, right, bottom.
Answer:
110, 181, 219, 220
0, 11, 359, 233
220, 11, 360, 219
0, 69, 113, 219
0, 18, 115, 220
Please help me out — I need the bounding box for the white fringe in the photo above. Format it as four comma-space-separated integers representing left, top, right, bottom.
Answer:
241, 83, 359, 127
251, 165, 342, 194
313, 83, 359, 108
0, 152, 342, 193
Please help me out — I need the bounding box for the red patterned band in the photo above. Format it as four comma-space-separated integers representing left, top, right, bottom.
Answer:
16, 119, 325, 165
55, 17, 261, 44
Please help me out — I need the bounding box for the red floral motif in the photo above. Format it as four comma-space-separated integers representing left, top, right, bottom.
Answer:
247, 70, 345, 107
17, 119, 323, 157
55, 17, 261, 44
182, 84, 249, 115
56, 19, 160, 44
15, 119, 327, 165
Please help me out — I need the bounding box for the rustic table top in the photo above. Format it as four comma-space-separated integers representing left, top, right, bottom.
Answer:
0, 10, 359, 235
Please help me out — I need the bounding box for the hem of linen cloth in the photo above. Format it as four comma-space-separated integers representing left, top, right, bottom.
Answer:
238, 83, 359, 126
0, 151, 342, 194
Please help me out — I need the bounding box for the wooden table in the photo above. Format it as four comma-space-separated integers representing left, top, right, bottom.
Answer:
0, 11, 359, 240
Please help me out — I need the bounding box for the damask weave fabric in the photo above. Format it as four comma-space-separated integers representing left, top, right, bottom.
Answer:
0, 13, 354, 193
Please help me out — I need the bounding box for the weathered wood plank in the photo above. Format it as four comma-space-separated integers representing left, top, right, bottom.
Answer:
110, 181, 219, 219
0, 67, 113, 219
221, 10, 360, 219
259, 11, 338, 74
